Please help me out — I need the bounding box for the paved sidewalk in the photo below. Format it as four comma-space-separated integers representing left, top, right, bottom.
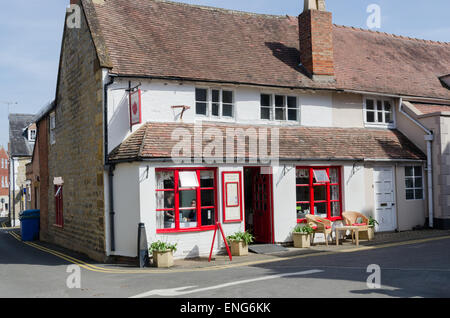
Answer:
173, 228, 450, 269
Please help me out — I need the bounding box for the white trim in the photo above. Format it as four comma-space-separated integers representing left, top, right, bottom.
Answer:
363, 96, 396, 128
259, 92, 300, 123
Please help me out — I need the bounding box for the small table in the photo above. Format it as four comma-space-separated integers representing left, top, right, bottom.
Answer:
335, 225, 369, 247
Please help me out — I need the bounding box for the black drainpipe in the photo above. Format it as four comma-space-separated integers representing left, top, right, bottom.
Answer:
104, 74, 116, 252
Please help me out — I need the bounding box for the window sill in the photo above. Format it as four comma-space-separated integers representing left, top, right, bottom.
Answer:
157, 225, 216, 234
364, 123, 396, 129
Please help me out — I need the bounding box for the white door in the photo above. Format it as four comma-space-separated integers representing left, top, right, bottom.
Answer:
373, 167, 397, 232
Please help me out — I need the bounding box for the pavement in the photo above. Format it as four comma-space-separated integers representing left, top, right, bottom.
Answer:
2, 217, 450, 272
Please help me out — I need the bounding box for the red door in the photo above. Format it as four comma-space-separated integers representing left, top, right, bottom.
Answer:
252, 169, 273, 243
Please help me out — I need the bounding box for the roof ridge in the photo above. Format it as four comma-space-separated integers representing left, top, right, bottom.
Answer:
334, 24, 450, 46
148, 0, 287, 19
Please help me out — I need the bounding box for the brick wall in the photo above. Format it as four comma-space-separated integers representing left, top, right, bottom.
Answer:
298, 9, 335, 78
37, 118, 50, 239
44, 7, 106, 262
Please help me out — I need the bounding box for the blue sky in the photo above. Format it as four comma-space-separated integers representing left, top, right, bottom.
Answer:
1, 0, 449, 148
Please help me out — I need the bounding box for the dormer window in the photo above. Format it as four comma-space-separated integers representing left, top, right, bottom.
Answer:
364, 97, 395, 128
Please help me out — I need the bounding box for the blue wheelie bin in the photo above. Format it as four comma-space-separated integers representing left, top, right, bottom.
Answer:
19, 210, 40, 241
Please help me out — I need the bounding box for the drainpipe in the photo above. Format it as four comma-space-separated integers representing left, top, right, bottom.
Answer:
398, 98, 434, 228
104, 73, 116, 252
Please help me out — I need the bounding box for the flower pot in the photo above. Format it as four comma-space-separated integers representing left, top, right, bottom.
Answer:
152, 250, 174, 268
359, 226, 375, 241
293, 232, 311, 248
230, 240, 248, 256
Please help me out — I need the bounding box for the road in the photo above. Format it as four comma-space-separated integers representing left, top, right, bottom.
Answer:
1, 218, 450, 298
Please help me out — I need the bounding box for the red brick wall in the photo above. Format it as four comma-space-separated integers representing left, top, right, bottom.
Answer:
0, 147, 8, 197
298, 9, 334, 77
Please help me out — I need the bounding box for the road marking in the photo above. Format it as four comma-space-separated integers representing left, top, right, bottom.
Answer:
2, 221, 450, 275
130, 269, 323, 298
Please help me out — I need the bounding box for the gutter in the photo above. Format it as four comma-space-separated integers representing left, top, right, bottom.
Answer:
399, 98, 434, 228
104, 73, 116, 252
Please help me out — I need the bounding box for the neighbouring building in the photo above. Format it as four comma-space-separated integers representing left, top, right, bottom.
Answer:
8, 114, 36, 226
0, 146, 9, 217
35, 0, 450, 263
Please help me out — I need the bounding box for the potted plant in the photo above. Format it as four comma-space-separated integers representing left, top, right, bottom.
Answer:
361, 216, 378, 241
292, 224, 314, 248
149, 241, 177, 268
226, 231, 254, 256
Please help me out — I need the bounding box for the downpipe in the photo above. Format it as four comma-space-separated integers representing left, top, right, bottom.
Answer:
398, 98, 434, 228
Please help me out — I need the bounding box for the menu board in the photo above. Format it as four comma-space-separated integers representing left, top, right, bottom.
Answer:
222, 171, 243, 223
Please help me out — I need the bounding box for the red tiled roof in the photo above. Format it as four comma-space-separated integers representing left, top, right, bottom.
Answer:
83, 0, 450, 100
412, 103, 450, 115
108, 122, 426, 162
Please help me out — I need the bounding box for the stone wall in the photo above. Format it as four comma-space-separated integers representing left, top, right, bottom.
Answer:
44, 7, 106, 262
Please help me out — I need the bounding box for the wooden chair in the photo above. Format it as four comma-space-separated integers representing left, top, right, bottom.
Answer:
305, 214, 333, 246
342, 211, 370, 242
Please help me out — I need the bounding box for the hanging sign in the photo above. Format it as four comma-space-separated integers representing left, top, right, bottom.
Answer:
129, 89, 142, 127
222, 171, 243, 223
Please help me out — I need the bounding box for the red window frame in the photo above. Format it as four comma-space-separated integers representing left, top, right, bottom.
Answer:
155, 168, 218, 234
296, 166, 343, 223
54, 185, 64, 227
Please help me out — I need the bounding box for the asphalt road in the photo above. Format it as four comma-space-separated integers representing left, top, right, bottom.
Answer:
1, 217, 450, 298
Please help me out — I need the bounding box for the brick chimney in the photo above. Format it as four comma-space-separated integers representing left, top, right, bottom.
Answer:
299, 0, 335, 82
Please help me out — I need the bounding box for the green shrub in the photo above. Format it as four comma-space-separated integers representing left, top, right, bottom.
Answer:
149, 241, 177, 253
293, 224, 314, 235
368, 216, 379, 227
227, 231, 254, 245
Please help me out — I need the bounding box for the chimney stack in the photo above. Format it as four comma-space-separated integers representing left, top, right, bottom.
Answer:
299, 0, 335, 81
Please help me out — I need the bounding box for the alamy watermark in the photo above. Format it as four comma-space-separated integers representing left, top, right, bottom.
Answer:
366, 4, 381, 29
66, 265, 81, 289
366, 264, 381, 289
170, 122, 279, 169
66, 4, 81, 29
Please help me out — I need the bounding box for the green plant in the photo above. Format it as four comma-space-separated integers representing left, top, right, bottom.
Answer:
293, 224, 314, 235
368, 216, 379, 227
227, 231, 254, 245
149, 241, 177, 253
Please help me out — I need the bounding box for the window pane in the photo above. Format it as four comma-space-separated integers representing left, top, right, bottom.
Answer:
275, 107, 286, 120
405, 178, 414, 189
222, 91, 233, 104
196, 103, 207, 115
415, 189, 423, 200
201, 208, 215, 226
385, 111, 392, 124
179, 171, 199, 188
156, 171, 175, 189
156, 191, 175, 209
196, 88, 207, 101
288, 97, 297, 108
414, 166, 422, 177
313, 170, 329, 183
179, 190, 197, 208
377, 111, 383, 123
222, 104, 233, 117
200, 170, 214, 187
405, 166, 414, 177
261, 94, 271, 107
314, 203, 327, 218
330, 185, 340, 201
201, 189, 215, 207
157, 210, 175, 229
313, 186, 327, 201
261, 107, 271, 120
377, 100, 383, 111
366, 111, 375, 123
275, 95, 285, 107
415, 177, 423, 188
331, 202, 340, 217
212, 103, 219, 116
288, 109, 297, 121
366, 99, 374, 110
329, 168, 339, 184
297, 203, 310, 219
296, 169, 309, 185
180, 209, 197, 227
212, 90, 220, 103
296, 186, 310, 202
406, 189, 414, 200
